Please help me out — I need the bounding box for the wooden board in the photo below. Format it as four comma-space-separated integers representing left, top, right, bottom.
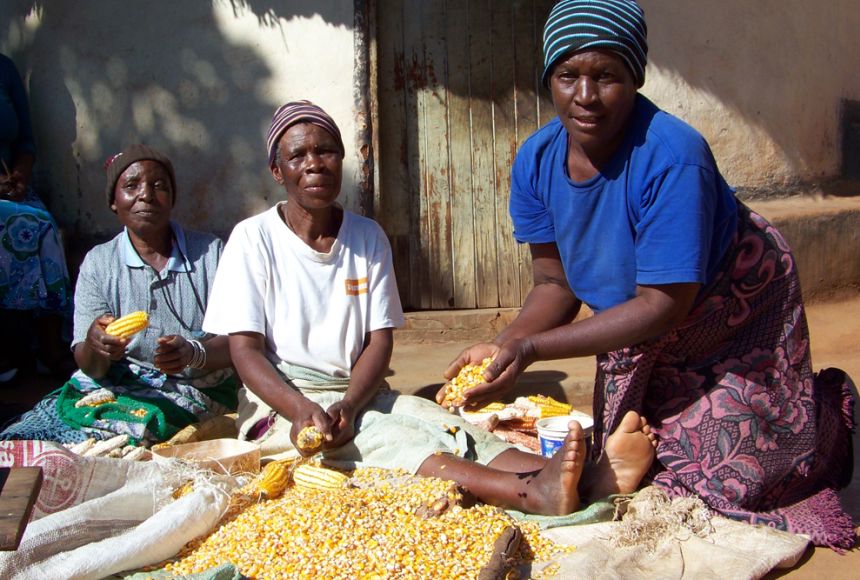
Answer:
0, 466, 43, 550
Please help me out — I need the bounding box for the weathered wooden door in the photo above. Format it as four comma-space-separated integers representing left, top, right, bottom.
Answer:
375, 0, 555, 310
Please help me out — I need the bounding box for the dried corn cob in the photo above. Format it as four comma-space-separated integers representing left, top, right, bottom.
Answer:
295, 425, 324, 453
105, 310, 149, 339
442, 357, 493, 408
527, 394, 572, 418
123, 446, 147, 461
292, 462, 349, 491
75, 388, 117, 408
256, 459, 294, 498
68, 438, 96, 455
83, 433, 130, 457
474, 401, 506, 413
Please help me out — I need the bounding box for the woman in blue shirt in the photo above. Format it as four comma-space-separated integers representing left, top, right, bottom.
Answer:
442, 0, 855, 549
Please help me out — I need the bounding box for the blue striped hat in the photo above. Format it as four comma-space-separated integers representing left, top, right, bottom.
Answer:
542, 0, 648, 87
266, 100, 345, 166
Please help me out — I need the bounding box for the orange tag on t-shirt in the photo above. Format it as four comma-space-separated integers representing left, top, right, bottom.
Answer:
345, 277, 368, 296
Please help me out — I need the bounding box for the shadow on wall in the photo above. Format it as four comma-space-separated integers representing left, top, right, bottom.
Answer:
640, 0, 859, 184
0, 0, 352, 245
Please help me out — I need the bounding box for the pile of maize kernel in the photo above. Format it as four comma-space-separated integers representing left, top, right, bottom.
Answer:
165, 467, 573, 579
442, 357, 494, 408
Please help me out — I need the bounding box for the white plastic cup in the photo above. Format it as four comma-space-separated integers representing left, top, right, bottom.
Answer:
536, 412, 594, 458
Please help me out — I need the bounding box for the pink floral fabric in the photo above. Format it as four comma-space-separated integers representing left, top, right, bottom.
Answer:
592, 203, 856, 549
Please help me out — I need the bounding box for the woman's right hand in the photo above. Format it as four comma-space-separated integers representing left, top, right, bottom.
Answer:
289, 399, 335, 457
85, 314, 129, 361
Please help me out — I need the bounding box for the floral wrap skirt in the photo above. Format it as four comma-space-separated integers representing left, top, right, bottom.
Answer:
592, 202, 856, 549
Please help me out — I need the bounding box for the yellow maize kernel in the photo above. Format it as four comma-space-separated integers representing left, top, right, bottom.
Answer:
105, 310, 149, 339
296, 425, 324, 453
172, 480, 194, 499
442, 357, 493, 407
163, 467, 574, 579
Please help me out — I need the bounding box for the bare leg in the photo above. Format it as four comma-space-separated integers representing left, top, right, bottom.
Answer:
417, 421, 586, 515
581, 410, 657, 502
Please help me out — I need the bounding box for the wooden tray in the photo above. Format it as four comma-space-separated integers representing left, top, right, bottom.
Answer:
0, 466, 43, 550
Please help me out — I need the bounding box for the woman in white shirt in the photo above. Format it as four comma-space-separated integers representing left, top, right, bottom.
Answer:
204, 100, 656, 515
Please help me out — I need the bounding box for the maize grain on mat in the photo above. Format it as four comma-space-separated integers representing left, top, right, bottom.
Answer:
164, 467, 574, 579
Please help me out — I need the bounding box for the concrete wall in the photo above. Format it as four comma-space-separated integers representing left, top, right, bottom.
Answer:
2, 1, 859, 243
1, 0, 357, 242
640, 0, 860, 189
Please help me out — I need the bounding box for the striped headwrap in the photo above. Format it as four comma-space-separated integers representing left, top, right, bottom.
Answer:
265, 100, 345, 166
542, 0, 648, 88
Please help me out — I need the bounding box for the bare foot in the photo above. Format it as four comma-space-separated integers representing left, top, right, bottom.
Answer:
582, 410, 657, 502
520, 420, 587, 515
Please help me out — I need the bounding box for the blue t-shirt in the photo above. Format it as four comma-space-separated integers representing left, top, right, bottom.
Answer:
510, 95, 737, 313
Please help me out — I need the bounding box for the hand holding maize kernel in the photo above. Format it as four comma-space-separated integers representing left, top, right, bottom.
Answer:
440, 357, 494, 408
105, 310, 149, 339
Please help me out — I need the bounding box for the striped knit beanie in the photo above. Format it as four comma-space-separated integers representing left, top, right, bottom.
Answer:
265, 100, 345, 166
542, 0, 648, 88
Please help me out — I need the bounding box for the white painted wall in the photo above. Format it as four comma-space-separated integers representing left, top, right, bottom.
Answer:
1, 0, 358, 240
639, 0, 860, 189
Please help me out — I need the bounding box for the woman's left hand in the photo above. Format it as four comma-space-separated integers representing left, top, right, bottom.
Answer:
154, 334, 193, 374
324, 400, 358, 448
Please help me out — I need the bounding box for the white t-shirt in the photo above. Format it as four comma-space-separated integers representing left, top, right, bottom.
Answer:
202, 203, 404, 377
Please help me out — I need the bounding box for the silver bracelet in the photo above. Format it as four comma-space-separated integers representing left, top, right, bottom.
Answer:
187, 339, 207, 369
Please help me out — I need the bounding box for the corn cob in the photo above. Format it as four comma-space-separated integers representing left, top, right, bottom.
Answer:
474, 401, 506, 413
105, 310, 149, 339
256, 459, 294, 498
442, 357, 493, 408
296, 425, 324, 453
68, 438, 96, 455
527, 394, 572, 417
123, 446, 147, 461
74, 388, 116, 408
292, 463, 349, 491
83, 433, 130, 457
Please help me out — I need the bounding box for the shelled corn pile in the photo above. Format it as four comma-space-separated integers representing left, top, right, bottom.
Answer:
165, 463, 573, 579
